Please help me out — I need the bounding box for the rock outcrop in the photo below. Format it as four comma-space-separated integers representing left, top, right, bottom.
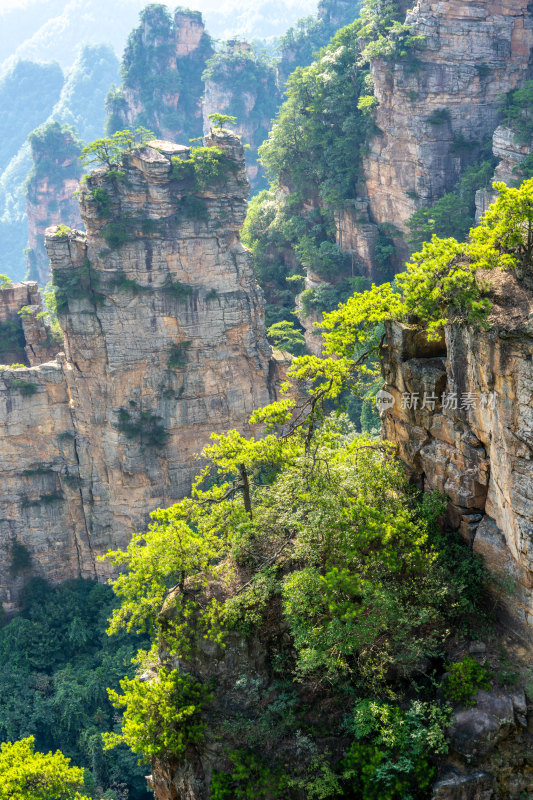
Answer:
202, 41, 280, 191
0, 130, 275, 612
365, 0, 533, 229
25, 122, 83, 285
339, 0, 533, 279
381, 267, 533, 634
476, 125, 533, 221
106, 7, 213, 145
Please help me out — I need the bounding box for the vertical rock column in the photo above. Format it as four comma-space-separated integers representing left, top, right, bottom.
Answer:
45, 129, 273, 575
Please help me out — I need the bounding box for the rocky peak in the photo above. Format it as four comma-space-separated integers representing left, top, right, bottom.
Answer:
107, 7, 213, 144
25, 121, 83, 285
202, 46, 280, 191
0, 131, 275, 611
174, 9, 206, 56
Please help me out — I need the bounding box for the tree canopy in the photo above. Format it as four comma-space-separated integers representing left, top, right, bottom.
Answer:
0, 737, 93, 800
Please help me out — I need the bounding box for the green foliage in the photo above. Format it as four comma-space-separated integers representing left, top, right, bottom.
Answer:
499, 80, 533, 143
105, 420, 458, 690
343, 700, 451, 800
443, 656, 490, 706
274, 0, 421, 194
208, 113, 236, 128
242, 191, 361, 327
10, 379, 38, 396
277, 0, 363, 84
267, 320, 306, 355
468, 177, 533, 271
0, 319, 25, 361
300, 279, 366, 317
0, 579, 150, 798
357, 0, 425, 65
295, 237, 351, 281
321, 175, 533, 345
81, 128, 154, 170
162, 275, 193, 300
116, 407, 168, 447
55, 224, 72, 239
407, 158, 496, 251
103, 498, 227, 640
101, 283, 493, 789
171, 146, 238, 191
0, 274, 13, 288
167, 341, 191, 369
179, 194, 209, 221
107, 270, 143, 294
90, 188, 112, 218
53, 259, 102, 313
0, 736, 91, 800
104, 669, 211, 760
426, 108, 450, 126
260, 20, 374, 205
101, 221, 129, 249
38, 282, 64, 346
210, 749, 278, 799
512, 152, 533, 184
10, 542, 31, 576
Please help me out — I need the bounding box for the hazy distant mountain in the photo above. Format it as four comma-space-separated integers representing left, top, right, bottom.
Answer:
0, 43, 119, 280
49, 43, 120, 142
0, 0, 318, 72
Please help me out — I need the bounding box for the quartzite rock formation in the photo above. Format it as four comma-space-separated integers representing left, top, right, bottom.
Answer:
0, 129, 276, 612
202, 40, 280, 191
381, 266, 533, 634
339, 0, 533, 279
475, 124, 533, 221
107, 8, 213, 144
25, 124, 83, 286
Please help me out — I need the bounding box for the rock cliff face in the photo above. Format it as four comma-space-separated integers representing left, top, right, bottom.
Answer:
202, 41, 280, 192
0, 281, 57, 366
25, 122, 83, 286
106, 7, 213, 145
340, 0, 533, 278
366, 0, 533, 227
476, 124, 533, 220
0, 130, 275, 612
381, 268, 533, 634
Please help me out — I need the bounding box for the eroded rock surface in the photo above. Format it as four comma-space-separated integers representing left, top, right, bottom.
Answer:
0, 130, 275, 610
339, 0, 533, 279
381, 268, 533, 633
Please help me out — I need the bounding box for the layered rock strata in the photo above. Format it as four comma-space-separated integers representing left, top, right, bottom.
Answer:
381, 268, 533, 633
0, 130, 274, 611
340, 0, 533, 279
476, 125, 533, 221
107, 8, 213, 144
0, 281, 58, 366
202, 41, 280, 191
365, 0, 533, 229
25, 123, 83, 285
